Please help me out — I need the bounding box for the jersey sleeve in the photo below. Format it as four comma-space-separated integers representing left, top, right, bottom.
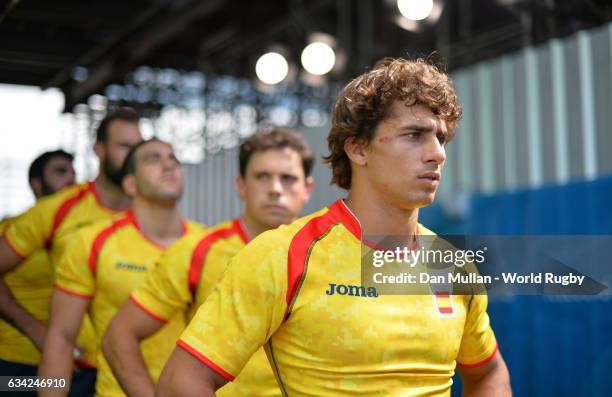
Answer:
456, 293, 498, 367
178, 232, 288, 381
3, 202, 53, 258
130, 238, 194, 322
54, 231, 95, 298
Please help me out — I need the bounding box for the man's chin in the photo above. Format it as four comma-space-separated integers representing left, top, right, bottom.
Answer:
150, 192, 181, 204
400, 193, 436, 209
262, 214, 294, 229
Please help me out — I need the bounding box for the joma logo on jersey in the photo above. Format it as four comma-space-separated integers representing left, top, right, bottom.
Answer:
115, 261, 147, 272
325, 283, 379, 298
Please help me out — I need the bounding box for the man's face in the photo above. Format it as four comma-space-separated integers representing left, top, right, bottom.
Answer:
40, 156, 76, 196
237, 148, 312, 229
128, 141, 184, 202
362, 101, 447, 209
98, 120, 142, 187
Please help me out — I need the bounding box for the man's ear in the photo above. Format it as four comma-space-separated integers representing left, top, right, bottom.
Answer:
29, 179, 42, 199
121, 175, 137, 196
303, 176, 314, 202
344, 137, 368, 167
94, 142, 105, 161
235, 175, 247, 202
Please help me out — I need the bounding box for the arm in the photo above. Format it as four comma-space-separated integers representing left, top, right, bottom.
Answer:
38, 289, 89, 397
155, 346, 227, 397
458, 351, 512, 397
102, 299, 165, 397
0, 237, 46, 349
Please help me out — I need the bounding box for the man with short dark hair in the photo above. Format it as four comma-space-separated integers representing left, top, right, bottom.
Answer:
0, 150, 75, 396
103, 128, 313, 397
156, 58, 512, 396
39, 139, 202, 397
28, 150, 75, 198
0, 108, 142, 396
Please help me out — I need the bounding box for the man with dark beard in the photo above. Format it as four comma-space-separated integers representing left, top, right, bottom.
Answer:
0, 149, 75, 397
39, 139, 202, 397
0, 109, 142, 397
27, 149, 76, 198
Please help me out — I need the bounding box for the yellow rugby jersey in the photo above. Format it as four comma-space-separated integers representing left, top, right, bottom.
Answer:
0, 217, 53, 365
179, 200, 498, 396
131, 219, 281, 397
3, 181, 122, 367
55, 212, 201, 397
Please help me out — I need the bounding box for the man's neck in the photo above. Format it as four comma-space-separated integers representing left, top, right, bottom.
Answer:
93, 176, 131, 211
345, 185, 419, 239
241, 212, 265, 240
131, 197, 183, 247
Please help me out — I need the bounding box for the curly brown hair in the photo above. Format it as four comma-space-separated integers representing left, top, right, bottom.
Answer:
322, 57, 462, 190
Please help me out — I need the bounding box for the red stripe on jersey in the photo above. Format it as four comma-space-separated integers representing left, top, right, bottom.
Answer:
188, 219, 247, 298
233, 219, 249, 244
327, 199, 361, 240
88, 215, 132, 276
74, 358, 97, 369
45, 184, 91, 249
177, 339, 235, 381
129, 295, 168, 323
285, 200, 361, 320
53, 284, 94, 299
457, 343, 499, 368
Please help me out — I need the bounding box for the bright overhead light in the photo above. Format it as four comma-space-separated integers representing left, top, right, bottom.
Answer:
397, 0, 434, 21
301, 42, 336, 76
255, 52, 289, 85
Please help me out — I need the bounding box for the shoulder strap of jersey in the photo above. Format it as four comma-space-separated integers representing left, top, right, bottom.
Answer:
87, 215, 132, 277
187, 219, 246, 299
45, 183, 91, 249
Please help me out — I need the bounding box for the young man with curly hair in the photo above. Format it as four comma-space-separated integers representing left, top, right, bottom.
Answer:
156, 58, 512, 396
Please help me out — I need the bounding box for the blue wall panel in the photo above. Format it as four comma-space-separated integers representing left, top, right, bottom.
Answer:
420, 175, 612, 396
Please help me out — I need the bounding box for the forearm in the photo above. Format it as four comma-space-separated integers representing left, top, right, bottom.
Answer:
38, 331, 75, 397
104, 330, 154, 397
0, 277, 46, 349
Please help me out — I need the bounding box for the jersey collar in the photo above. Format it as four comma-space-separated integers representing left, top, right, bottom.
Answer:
327, 199, 420, 246
126, 210, 187, 249
327, 199, 362, 241
233, 218, 250, 244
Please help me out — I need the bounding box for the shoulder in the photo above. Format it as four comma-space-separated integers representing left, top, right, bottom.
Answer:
183, 219, 206, 234
37, 182, 91, 212
71, 213, 132, 247
242, 206, 334, 260
417, 223, 437, 236
0, 216, 16, 233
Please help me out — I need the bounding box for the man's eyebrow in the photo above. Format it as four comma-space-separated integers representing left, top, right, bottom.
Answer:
142, 152, 162, 159
399, 124, 436, 132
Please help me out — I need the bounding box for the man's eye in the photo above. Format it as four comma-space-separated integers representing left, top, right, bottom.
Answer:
144, 155, 160, 163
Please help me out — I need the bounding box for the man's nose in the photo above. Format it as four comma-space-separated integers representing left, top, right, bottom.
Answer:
423, 135, 446, 165
269, 176, 283, 196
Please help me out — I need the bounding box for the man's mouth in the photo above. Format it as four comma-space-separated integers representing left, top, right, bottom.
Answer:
418, 172, 440, 181
264, 204, 288, 212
